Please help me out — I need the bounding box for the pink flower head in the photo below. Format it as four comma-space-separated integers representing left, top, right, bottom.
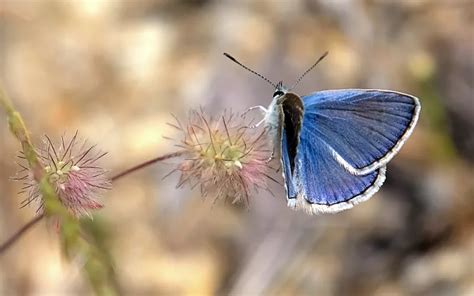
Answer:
14, 131, 111, 218
169, 109, 274, 205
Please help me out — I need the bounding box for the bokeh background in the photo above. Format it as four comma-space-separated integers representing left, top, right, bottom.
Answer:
1, 0, 473, 295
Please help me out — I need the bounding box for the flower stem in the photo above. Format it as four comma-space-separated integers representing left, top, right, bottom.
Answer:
111, 151, 184, 181
0, 214, 44, 254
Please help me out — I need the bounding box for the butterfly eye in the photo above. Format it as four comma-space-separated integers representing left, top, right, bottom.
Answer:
273, 90, 285, 98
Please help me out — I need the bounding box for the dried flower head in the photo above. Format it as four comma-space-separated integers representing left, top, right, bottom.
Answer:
14, 131, 111, 218
168, 109, 274, 205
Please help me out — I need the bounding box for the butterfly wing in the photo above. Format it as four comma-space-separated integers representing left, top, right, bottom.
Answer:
281, 129, 298, 199
302, 89, 420, 175
278, 93, 304, 200
278, 92, 386, 213
279, 89, 418, 213
291, 129, 386, 213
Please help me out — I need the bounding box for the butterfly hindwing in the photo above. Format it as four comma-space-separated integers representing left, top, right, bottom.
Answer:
302, 89, 420, 175
281, 129, 297, 199
292, 127, 386, 213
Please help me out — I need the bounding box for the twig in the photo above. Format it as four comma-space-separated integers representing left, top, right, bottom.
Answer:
111, 151, 184, 181
0, 214, 44, 254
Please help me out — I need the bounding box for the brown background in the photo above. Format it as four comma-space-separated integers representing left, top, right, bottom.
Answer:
0, 0, 473, 295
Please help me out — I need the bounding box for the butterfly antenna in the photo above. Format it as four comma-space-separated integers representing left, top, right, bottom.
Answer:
223, 53, 276, 88
289, 51, 328, 91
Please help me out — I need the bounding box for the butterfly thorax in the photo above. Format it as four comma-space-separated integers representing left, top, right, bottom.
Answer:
264, 82, 289, 138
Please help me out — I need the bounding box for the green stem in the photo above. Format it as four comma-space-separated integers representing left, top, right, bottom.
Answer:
1, 83, 119, 295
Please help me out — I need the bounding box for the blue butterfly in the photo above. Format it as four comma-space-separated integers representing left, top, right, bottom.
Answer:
224, 52, 421, 214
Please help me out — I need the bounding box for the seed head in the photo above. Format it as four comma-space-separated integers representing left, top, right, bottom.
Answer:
14, 132, 111, 218
169, 109, 274, 205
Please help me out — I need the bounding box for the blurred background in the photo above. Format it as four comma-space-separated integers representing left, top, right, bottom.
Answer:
0, 0, 473, 295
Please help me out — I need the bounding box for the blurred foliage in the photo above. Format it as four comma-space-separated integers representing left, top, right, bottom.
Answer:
417, 72, 458, 162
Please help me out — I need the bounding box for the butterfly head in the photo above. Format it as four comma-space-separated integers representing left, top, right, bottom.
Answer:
273, 81, 288, 99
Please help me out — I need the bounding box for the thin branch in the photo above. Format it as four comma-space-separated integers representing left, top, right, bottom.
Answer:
111, 151, 185, 182
0, 214, 44, 254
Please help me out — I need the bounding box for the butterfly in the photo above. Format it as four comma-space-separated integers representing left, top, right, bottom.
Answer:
224, 52, 421, 214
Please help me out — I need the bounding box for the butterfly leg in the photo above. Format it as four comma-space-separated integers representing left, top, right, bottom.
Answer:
241, 105, 267, 117
265, 150, 275, 163
241, 105, 267, 129
248, 118, 266, 129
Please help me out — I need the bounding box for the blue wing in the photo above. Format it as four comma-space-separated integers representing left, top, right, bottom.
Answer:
281, 129, 298, 198
282, 89, 419, 213
302, 89, 420, 175
290, 130, 386, 213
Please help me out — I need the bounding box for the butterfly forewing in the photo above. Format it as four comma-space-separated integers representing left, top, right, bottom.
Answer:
302, 89, 420, 175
